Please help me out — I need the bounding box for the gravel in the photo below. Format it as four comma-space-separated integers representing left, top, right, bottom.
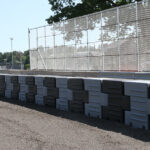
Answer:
0, 99, 149, 150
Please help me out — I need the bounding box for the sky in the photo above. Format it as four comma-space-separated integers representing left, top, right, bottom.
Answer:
0, 0, 52, 53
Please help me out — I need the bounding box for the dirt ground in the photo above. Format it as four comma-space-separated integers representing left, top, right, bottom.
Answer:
0, 99, 150, 150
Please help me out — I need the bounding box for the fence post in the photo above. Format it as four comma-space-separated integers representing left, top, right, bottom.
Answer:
36, 29, 39, 70
53, 23, 56, 71
74, 18, 77, 71
63, 21, 66, 72
36, 28, 47, 70
117, 7, 120, 72
101, 12, 104, 71
52, 24, 54, 71
136, 2, 140, 72
86, 15, 89, 71
44, 26, 47, 70
28, 28, 31, 70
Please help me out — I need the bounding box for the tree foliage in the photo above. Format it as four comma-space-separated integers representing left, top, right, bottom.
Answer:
0, 50, 30, 70
47, 0, 142, 24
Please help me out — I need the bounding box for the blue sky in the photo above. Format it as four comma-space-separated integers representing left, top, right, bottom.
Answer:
0, 0, 52, 52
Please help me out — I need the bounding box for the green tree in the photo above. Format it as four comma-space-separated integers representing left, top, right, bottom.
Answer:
23, 50, 29, 65
22, 50, 30, 69
47, 0, 142, 24
0, 50, 30, 70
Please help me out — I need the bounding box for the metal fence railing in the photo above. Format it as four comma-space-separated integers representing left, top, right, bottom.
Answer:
29, 0, 150, 72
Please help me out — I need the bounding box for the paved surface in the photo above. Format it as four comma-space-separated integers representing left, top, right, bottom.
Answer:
0, 70, 100, 77
0, 100, 150, 150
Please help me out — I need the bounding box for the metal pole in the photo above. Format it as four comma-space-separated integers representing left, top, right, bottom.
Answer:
36, 28, 47, 70
53, 24, 56, 71
44, 27, 47, 70
36, 29, 39, 70
44, 26, 47, 70
117, 7, 120, 72
21, 52, 22, 70
28, 28, 31, 70
63, 22, 66, 72
86, 15, 90, 71
101, 13, 104, 71
74, 18, 77, 71
19, 51, 23, 70
10, 37, 13, 69
136, 2, 140, 72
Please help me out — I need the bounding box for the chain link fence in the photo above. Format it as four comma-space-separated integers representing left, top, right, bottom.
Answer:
29, 0, 150, 72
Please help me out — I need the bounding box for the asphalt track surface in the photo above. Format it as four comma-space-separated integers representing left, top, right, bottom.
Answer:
0, 70, 101, 77
0, 99, 149, 150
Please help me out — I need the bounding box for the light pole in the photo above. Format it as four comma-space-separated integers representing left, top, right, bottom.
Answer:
20, 51, 23, 70
10, 37, 13, 69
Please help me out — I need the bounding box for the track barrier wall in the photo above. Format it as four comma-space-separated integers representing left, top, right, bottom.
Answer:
0, 74, 150, 130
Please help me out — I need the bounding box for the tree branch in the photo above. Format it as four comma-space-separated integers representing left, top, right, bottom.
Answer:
106, 0, 117, 6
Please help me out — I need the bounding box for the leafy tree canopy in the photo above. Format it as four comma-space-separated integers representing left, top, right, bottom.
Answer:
0, 50, 30, 70
47, 0, 142, 24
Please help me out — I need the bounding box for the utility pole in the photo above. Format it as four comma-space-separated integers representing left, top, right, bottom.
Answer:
10, 37, 13, 69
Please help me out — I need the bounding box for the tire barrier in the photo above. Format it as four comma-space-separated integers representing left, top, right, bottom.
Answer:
5, 75, 13, 99
43, 77, 58, 107
19, 76, 28, 102
1, 74, 150, 130
11, 76, 20, 100
0, 75, 5, 98
101, 80, 130, 123
84, 78, 108, 118
35, 77, 47, 105
56, 77, 69, 111
25, 76, 37, 103
124, 81, 150, 129
68, 78, 88, 114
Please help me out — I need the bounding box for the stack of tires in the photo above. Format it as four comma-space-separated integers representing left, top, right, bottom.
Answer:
84, 78, 108, 118
5, 75, 13, 99
68, 78, 88, 114
11, 76, 20, 100
26, 76, 37, 103
124, 82, 149, 129
0, 75, 6, 98
35, 76, 47, 105
43, 77, 59, 107
101, 80, 130, 123
56, 77, 69, 111
19, 76, 28, 102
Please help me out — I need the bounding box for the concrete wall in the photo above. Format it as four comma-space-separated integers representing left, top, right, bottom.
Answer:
0, 74, 150, 130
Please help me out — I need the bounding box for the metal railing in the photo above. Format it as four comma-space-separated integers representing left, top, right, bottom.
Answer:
29, 0, 150, 72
